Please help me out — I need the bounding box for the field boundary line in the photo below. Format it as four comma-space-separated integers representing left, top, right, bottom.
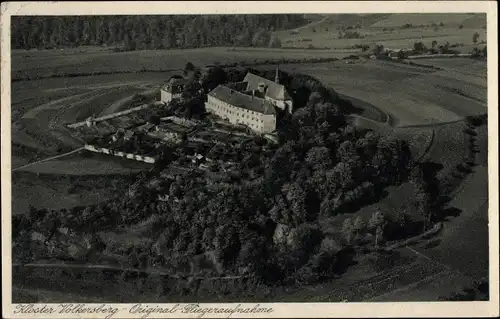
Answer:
12, 147, 84, 172
414, 128, 435, 163
405, 246, 475, 281
398, 118, 465, 129
365, 269, 449, 301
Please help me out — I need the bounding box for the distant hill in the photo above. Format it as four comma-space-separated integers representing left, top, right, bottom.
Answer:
368, 13, 486, 28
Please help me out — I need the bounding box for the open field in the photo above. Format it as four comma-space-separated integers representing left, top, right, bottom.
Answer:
12, 47, 353, 80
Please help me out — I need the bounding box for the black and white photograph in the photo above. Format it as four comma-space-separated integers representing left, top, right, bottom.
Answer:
1, 1, 498, 318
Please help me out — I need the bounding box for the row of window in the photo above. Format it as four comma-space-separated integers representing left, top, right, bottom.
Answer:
209, 97, 261, 115
208, 100, 264, 123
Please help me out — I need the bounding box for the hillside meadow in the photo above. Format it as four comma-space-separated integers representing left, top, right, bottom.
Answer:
274, 13, 486, 51
281, 58, 487, 126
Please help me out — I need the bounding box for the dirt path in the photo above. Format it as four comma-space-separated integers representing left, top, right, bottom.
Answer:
294, 16, 329, 32
13, 263, 248, 281
44, 81, 155, 92
12, 147, 84, 172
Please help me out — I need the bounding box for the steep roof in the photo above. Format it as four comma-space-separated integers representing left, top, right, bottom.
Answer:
208, 85, 276, 115
243, 72, 291, 101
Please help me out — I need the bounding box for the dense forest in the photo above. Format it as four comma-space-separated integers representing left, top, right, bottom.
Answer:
11, 15, 306, 50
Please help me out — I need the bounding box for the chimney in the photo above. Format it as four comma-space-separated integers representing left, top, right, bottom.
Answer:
275, 65, 279, 84
252, 90, 255, 100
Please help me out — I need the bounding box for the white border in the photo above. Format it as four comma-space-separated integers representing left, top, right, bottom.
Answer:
1, 1, 498, 318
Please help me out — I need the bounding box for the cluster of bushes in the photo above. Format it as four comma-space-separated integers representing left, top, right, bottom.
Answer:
337, 31, 364, 39
336, 24, 362, 31
471, 46, 487, 59
349, 44, 370, 51
466, 114, 487, 127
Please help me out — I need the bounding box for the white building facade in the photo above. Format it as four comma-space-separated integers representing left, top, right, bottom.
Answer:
205, 86, 277, 134
160, 77, 190, 103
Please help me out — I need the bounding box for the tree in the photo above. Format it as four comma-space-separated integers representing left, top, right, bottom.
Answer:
353, 216, 366, 237
368, 211, 386, 247
397, 50, 406, 60
332, 161, 354, 190
251, 29, 271, 47
200, 66, 227, 93
413, 41, 427, 54
147, 114, 161, 125
305, 146, 332, 171
268, 36, 282, 48
438, 41, 450, 54
185, 62, 195, 72
414, 185, 432, 231
337, 140, 357, 163
371, 43, 384, 56
431, 40, 438, 49
341, 218, 354, 245
284, 182, 308, 226
472, 32, 480, 44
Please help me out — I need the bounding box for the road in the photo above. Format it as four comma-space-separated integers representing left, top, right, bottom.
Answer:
12, 147, 84, 172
